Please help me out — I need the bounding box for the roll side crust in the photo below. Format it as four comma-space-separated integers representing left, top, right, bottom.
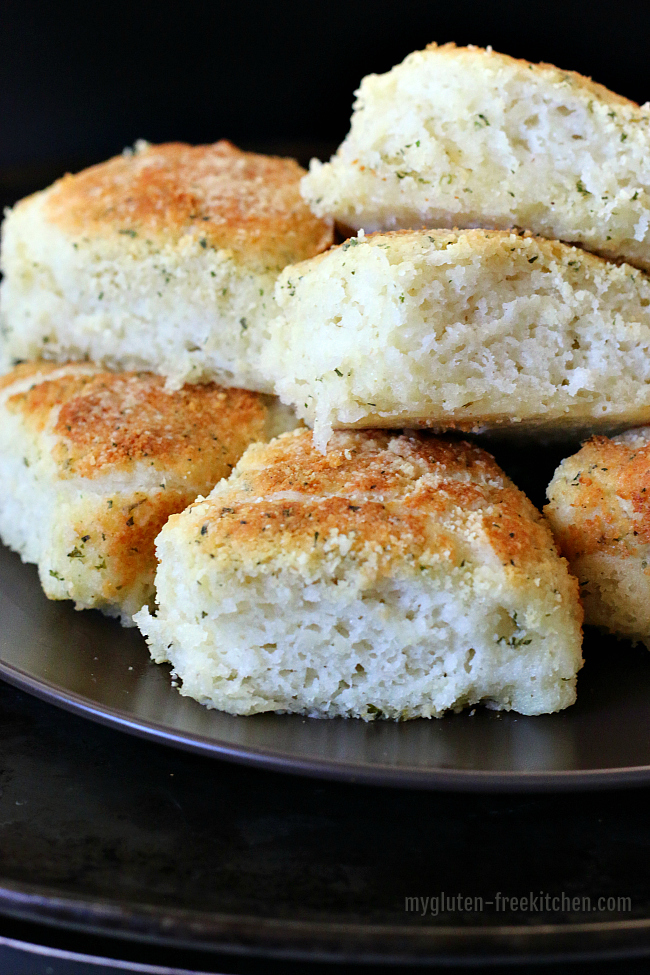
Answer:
546, 428, 650, 644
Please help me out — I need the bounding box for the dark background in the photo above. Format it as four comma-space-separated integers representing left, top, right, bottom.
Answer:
1, 0, 650, 179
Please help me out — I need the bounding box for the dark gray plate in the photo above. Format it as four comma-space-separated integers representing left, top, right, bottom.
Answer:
2, 542, 650, 791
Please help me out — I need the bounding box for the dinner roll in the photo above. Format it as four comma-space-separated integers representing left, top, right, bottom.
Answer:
302, 43, 650, 270
135, 429, 583, 719
0, 362, 296, 623
265, 229, 650, 449
0, 141, 333, 390
546, 428, 650, 646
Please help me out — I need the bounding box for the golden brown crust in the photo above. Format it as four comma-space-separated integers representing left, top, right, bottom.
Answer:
184, 429, 561, 579
284, 227, 632, 280
425, 43, 639, 111
5, 364, 268, 482
40, 141, 334, 266
67, 488, 194, 603
546, 434, 650, 562
0, 361, 69, 392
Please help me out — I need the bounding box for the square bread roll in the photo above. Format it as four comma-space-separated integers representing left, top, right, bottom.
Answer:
546, 428, 650, 646
135, 429, 583, 719
265, 229, 650, 449
0, 362, 295, 623
302, 43, 650, 270
0, 141, 333, 390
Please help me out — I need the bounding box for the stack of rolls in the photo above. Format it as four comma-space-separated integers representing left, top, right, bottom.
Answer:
292, 44, 650, 661
5, 43, 650, 719
0, 141, 330, 621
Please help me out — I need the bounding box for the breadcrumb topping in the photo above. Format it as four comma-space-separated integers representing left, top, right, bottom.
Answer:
43, 141, 334, 267
182, 428, 565, 583
6, 366, 267, 481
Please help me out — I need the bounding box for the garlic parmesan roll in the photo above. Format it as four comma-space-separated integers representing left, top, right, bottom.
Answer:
137, 429, 583, 718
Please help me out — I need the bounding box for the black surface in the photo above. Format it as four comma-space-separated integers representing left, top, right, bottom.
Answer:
0, 678, 648, 967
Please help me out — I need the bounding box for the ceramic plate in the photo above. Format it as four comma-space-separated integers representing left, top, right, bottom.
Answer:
2, 538, 650, 791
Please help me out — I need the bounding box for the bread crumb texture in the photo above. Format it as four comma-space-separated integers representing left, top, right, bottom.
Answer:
0, 362, 290, 623
265, 229, 650, 448
546, 427, 650, 646
136, 428, 583, 719
302, 43, 650, 269
0, 141, 333, 390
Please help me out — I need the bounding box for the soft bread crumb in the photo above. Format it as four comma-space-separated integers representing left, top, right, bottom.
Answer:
302, 43, 650, 270
264, 230, 650, 449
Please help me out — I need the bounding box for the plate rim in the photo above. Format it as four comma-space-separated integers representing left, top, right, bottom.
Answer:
2, 879, 650, 966
2, 655, 650, 793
